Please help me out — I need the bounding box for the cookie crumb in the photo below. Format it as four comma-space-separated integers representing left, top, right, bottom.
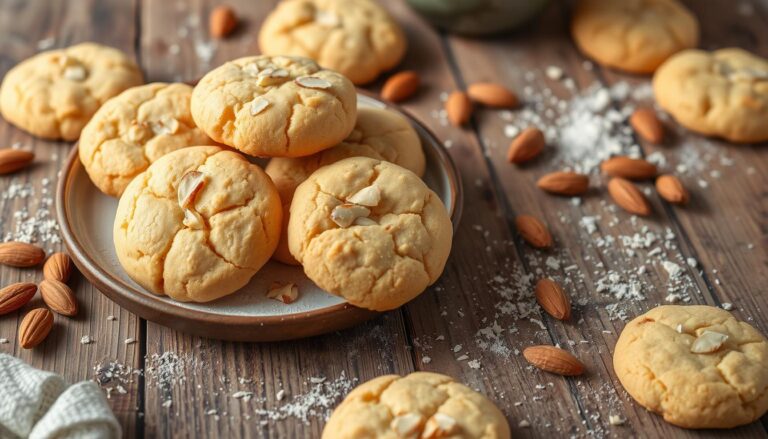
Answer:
518, 420, 531, 428
0, 338, 8, 344
608, 414, 625, 425
721, 302, 733, 311
124, 338, 136, 345
80, 335, 94, 344
422, 356, 432, 364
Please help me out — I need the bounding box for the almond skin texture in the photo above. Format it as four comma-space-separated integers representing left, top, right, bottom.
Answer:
0, 282, 37, 315
0, 149, 34, 174
467, 82, 519, 108
535, 279, 571, 320
515, 215, 552, 248
0, 242, 45, 267
523, 345, 584, 376
40, 279, 78, 317
608, 178, 651, 216
507, 127, 544, 164
209, 5, 237, 38
630, 108, 664, 144
446, 91, 472, 126
536, 172, 589, 196
381, 71, 420, 102
43, 252, 73, 282
656, 174, 689, 204
600, 156, 657, 180
19, 308, 54, 349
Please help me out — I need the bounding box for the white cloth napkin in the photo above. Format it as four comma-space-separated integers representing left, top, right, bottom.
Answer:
0, 354, 121, 439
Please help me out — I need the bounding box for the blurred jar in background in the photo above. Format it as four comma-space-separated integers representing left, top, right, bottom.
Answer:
406, 0, 550, 36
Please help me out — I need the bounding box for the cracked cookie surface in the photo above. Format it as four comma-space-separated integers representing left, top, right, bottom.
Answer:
190, 55, 356, 157
258, 0, 406, 85
288, 157, 451, 311
113, 146, 282, 303
653, 48, 768, 143
322, 372, 510, 439
614, 305, 768, 429
0, 42, 144, 140
266, 107, 425, 265
571, 0, 698, 74
79, 83, 213, 197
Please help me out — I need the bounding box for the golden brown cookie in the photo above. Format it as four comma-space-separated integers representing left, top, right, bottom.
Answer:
0, 42, 143, 140
265, 107, 425, 265
79, 83, 213, 197
614, 305, 768, 429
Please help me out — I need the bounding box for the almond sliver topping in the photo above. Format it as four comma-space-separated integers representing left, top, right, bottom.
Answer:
183, 209, 205, 229
243, 63, 260, 76
331, 203, 370, 228
266, 282, 299, 304
178, 171, 206, 209
690, 330, 729, 354
391, 413, 423, 436
295, 76, 332, 89
315, 10, 340, 27
347, 185, 381, 207
250, 97, 270, 115
63, 66, 86, 81
151, 116, 180, 136
353, 217, 377, 227
422, 413, 458, 438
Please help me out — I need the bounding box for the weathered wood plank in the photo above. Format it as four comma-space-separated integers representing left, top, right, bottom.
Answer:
0, 0, 142, 436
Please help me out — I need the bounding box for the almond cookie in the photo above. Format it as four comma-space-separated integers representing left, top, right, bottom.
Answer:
79, 83, 213, 197
0, 42, 143, 140
571, 0, 699, 74
266, 107, 425, 265
258, 0, 406, 85
322, 372, 510, 439
614, 305, 768, 429
654, 48, 768, 143
288, 157, 451, 311
191, 55, 356, 158
113, 146, 282, 303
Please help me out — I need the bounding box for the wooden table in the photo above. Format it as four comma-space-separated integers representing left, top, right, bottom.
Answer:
1, 0, 767, 437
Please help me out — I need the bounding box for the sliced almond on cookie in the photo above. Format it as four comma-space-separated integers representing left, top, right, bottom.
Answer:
178, 171, 206, 209
250, 97, 270, 115
63, 65, 87, 81
331, 203, 370, 228
422, 413, 458, 438
690, 330, 728, 354
315, 10, 340, 27
347, 185, 381, 207
391, 413, 423, 436
295, 76, 332, 89
266, 282, 299, 304
151, 116, 180, 136
183, 209, 205, 229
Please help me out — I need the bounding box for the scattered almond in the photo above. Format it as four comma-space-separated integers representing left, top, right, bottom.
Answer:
507, 127, 544, 164
445, 91, 472, 126
515, 215, 552, 249
19, 308, 54, 349
422, 413, 458, 438
266, 282, 299, 304
43, 252, 73, 283
535, 279, 571, 320
607, 178, 651, 216
0, 149, 34, 174
467, 82, 519, 108
40, 279, 78, 317
536, 172, 589, 196
600, 156, 657, 180
347, 185, 381, 207
178, 171, 206, 209
656, 174, 689, 204
0, 242, 46, 267
0, 282, 37, 315
390, 413, 423, 436
381, 71, 420, 102
209, 5, 237, 38
331, 203, 370, 228
690, 330, 729, 354
630, 108, 664, 144
523, 345, 584, 376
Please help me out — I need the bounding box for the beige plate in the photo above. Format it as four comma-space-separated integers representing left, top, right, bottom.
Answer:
56, 93, 462, 341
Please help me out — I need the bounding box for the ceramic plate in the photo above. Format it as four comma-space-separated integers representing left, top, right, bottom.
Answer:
56, 93, 462, 341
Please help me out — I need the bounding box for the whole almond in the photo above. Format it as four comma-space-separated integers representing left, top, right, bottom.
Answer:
536, 172, 589, 196
655, 175, 689, 204
535, 279, 571, 320
446, 91, 472, 126
0, 149, 34, 174
600, 156, 657, 180
507, 128, 544, 164
467, 82, 519, 108
523, 345, 584, 376
0, 282, 37, 315
0, 242, 46, 267
43, 252, 73, 282
19, 308, 54, 349
40, 279, 78, 317
209, 5, 237, 38
381, 71, 420, 102
608, 178, 651, 216
515, 215, 552, 248
630, 108, 664, 144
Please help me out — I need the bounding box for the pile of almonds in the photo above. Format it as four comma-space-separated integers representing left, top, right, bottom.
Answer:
0, 242, 79, 348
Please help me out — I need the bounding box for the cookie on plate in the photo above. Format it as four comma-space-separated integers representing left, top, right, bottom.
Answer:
322, 372, 510, 439
266, 107, 425, 265
191, 55, 356, 158
113, 146, 282, 303
614, 305, 768, 429
654, 48, 768, 143
258, 0, 406, 85
80, 83, 213, 197
571, 0, 699, 74
288, 157, 451, 311
0, 42, 144, 140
